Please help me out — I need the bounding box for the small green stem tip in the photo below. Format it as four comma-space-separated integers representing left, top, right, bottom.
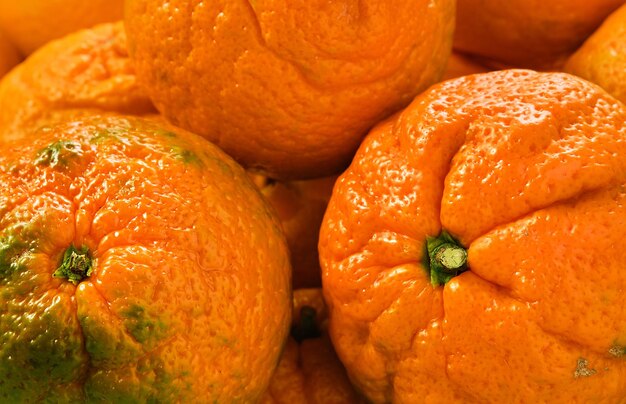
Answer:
291, 306, 321, 342
425, 231, 468, 286
53, 245, 93, 285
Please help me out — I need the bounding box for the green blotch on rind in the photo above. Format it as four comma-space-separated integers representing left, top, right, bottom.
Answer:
609, 344, 625, 358
34, 140, 82, 168
121, 305, 168, 345
169, 145, 201, 166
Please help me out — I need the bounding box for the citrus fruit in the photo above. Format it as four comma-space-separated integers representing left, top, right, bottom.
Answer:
0, 29, 19, 78
124, 0, 455, 179
0, 112, 291, 402
0, 0, 124, 55
262, 289, 364, 403
454, 0, 626, 68
0, 22, 155, 141
441, 52, 488, 81
251, 175, 337, 288
319, 70, 626, 402
565, 4, 626, 104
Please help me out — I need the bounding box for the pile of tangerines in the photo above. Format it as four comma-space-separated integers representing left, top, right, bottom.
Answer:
0, 1, 625, 402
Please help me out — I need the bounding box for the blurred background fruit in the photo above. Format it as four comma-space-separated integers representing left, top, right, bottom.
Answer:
441, 51, 489, 81
565, 3, 626, 104
262, 289, 365, 404
250, 174, 336, 289
125, 0, 455, 179
0, 22, 155, 141
0, 112, 291, 402
0, 0, 124, 55
0, 29, 20, 78
454, 0, 626, 69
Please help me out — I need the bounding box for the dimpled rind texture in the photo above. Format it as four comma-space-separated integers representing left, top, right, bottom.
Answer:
0, 22, 156, 142
124, 0, 455, 179
319, 70, 626, 403
565, 4, 626, 105
0, 113, 291, 402
455, 0, 626, 69
0, 0, 124, 55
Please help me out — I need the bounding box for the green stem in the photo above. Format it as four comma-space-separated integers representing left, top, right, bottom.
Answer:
53, 245, 93, 285
290, 306, 321, 342
425, 231, 468, 286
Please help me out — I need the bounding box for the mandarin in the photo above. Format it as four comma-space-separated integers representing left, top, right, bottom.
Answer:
124, 0, 455, 179
251, 175, 337, 288
565, 4, 626, 105
262, 289, 364, 404
455, 0, 626, 69
320, 70, 626, 402
0, 112, 291, 402
0, 22, 155, 141
0, 0, 124, 55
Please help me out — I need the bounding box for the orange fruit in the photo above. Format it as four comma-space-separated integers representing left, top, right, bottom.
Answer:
0, 112, 291, 402
0, 21, 153, 128
251, 175, 337, 288
440, 51, 488, 81
262, 289, 364, 403
565, 4, 626, 104
124, 0, 455, 179
0, 22, 155, 141
319, 70, 626, 402
454, 0, 626, 69
0, 29, 20, 78
0, 0, 124, 55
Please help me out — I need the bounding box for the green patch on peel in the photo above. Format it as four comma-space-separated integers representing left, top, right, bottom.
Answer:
0, 225, 40, 281
0, 234, 29, 278
154, 129, 177, 138
609, 344, 625, 358
169, 145, 201, 165
90, 128, 129, 144
121, 305, 168, 345
34, 140, 82, 168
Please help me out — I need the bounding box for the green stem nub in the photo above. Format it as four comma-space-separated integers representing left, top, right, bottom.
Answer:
291, 306, 321, 342
426, 231, 468, 286
53, 245, 93, 285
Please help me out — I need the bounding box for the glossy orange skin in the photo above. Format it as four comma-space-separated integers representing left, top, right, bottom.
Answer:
455, 0, 626, 69
251, 175, 337, 288
565, 4, 626, 105
124, 0, 455, 179
440, 52, 488, 81
0, 0, 124, 55
262, 289, 364, 404
0, 113, 291, 402
320, 70, 626, 403
0, 22, 155, 141
0, 30, 19, 78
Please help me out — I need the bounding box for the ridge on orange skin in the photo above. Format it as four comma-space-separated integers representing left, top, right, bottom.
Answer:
262, 289, 365, 404
454, 0, 626, 69
0, 22, 155, 142
565, 3, 626, 105
0, 0, 124, 55
320, 70, 626, 403
250, 174, 337, 288
124, 0, 455, 179
0, 112, 291, 402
